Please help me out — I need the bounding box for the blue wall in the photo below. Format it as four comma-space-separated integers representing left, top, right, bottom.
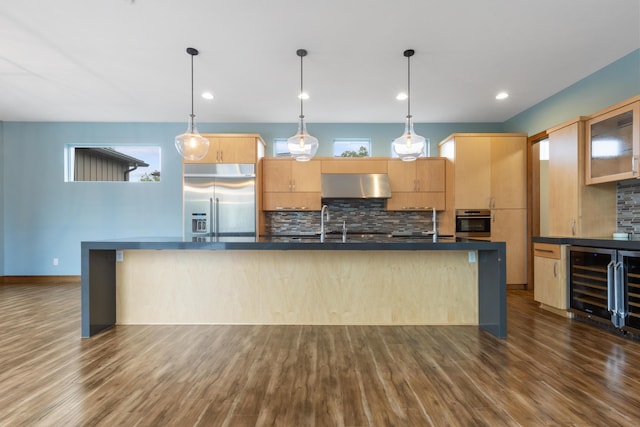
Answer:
1, 121, 501, 275
504, 49, 640, 134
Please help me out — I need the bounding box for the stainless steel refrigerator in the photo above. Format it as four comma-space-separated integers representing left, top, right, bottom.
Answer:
183, 163, 256, 241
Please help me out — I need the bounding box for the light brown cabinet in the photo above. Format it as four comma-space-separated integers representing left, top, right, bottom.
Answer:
183, 134, 261, 164
321, 159, 388, 174
386, 158, 446, 210
492, 209, 527, 284
438, 133, 527, 285
545, 119, 616, 238
586, 99, 640, 185
262, 158, 321, 211
533, 243, 568, 312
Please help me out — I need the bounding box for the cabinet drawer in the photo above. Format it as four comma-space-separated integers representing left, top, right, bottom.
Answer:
533, 243, 561, 259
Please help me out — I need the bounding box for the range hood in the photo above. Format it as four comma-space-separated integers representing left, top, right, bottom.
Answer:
321, 173, 391, 199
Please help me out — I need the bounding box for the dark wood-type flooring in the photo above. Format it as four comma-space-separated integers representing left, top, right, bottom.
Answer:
1, 282, 640, 426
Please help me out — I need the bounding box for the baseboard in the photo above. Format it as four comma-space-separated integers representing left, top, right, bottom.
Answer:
1, 276, 81, 285
539, 303, 574, 318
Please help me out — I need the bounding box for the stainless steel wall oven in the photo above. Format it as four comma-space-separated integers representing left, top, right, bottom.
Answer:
455, 209, 491, 238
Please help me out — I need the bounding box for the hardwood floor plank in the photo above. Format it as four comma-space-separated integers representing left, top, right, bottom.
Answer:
3, 283, 640, 426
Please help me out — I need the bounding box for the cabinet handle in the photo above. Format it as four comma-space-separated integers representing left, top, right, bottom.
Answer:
571, 219, 576, 236
292, 180, 296, 191
220, 151, 223, 162
553, 261, 558, 278
492, 212, 496, 223
633, 156, 638, 176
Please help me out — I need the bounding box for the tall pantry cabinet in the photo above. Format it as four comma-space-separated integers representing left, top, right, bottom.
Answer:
545, 118, 616, 238
439, 133, 528, 285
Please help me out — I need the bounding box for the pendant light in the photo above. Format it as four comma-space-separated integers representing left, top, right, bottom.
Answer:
287, 49, 318, 162
175, 47, 210, 161
392, 49, 426, 161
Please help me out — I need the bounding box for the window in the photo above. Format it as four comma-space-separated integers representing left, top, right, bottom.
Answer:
273, 138, 291, 157
539, 139, 549, 160
333, 138, 371, 157
65, 145, 161, 182
391, 138, 429, 158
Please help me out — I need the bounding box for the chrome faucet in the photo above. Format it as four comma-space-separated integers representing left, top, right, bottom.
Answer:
342, 220, 347, 243
431, 207, 438, 242
320, 204, 330, 243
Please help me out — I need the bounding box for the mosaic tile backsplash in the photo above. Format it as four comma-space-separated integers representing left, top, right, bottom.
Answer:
617, 180, 640, 234
264, 199, 439, 235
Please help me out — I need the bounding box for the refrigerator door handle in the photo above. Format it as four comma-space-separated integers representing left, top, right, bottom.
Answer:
215, 198, 220, 239
209, 197, 214, 236
607, 260, 615, 312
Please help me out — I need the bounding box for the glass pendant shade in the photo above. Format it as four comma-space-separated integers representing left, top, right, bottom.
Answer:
288, 117, 319, 162
393, 49, 425, 162
392, 116, 426, 161
175, 47, 209, 161
289, 49, 318, 161
175, 114, 210, 161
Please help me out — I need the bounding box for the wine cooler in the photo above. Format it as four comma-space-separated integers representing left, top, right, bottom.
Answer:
569, 246, 640, 333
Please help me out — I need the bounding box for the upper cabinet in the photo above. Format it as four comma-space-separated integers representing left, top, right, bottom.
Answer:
262, 158, 322, 211
438, 134, 526, 209
321, 159, 387, 174
386, 158, 446, 210
183, 134, 264, 164
586, 98, 640, 184
545, 118, 616, 237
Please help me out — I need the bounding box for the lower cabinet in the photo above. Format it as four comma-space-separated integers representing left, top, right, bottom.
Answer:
533, 243, 568, 312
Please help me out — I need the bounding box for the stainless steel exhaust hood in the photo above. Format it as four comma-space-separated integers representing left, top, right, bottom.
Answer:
321, 174, 391, 199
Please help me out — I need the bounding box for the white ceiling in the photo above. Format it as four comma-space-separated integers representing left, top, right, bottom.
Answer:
0, 0, 639, 124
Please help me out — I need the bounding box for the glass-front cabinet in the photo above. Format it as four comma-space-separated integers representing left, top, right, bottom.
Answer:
586, 100, 640, 184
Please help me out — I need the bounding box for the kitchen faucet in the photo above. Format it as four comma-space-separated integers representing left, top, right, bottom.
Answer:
431, 207, 438, 242
320, 204, 329, 243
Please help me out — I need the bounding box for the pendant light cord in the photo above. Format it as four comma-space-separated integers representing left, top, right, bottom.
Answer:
407, 53, 411, 120
299, 52, 304, 120
190, 52, 195, 119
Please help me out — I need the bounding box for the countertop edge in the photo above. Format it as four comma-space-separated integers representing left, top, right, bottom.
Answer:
81, 239, 505, 252
533, 236, 640, 250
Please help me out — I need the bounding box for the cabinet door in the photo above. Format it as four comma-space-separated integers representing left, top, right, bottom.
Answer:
490, 136, 526, 209
586, 102, 640, 184
218, 137, 257, 164
291, 160, 321, 192
322, 159, 388, 174
548, 123, 580, 237
387, 160, 417, 192
263, 159, 292, 192
491, 209, 527, 285
386, 192, 445, 211
416, 158, 445, 192
533, 244, 567, 309
263, 192, 321, 211
454, 136, 491, 208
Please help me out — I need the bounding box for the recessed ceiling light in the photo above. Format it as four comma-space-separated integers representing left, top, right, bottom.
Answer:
298, 92, 309, 100
496, 92, 509, 100
396, 92, 408, 101
201, 92, 214, 100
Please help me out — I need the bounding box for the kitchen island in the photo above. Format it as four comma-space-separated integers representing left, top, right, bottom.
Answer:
81, 237, 506, 338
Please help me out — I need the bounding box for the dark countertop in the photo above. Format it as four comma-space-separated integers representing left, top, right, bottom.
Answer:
533, 236, 640, 251
82, 235, 502, 252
